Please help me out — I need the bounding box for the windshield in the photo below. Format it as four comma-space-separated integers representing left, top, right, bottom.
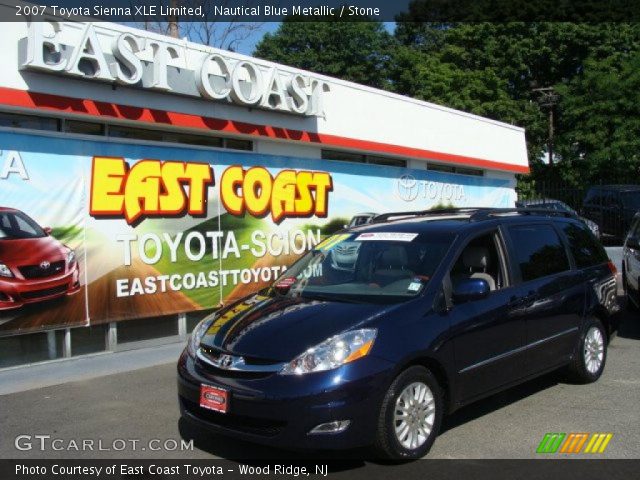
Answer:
0, 211, 46, 240
269, 232, 453, 304
622, 192, 640, 209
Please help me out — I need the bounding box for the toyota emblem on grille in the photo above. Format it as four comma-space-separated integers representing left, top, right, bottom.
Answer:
215, 354, 244, 370
40, 261, 50, 270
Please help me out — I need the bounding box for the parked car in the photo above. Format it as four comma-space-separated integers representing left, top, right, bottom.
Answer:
622, 211, 640, 310
345, 212, 377, 229
0, 207, 80, 311
582, 185, 640, 238
516, 198, 600, 238
178, 208, 618, 459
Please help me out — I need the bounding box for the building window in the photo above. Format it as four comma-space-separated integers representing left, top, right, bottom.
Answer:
116, 315, 179, 345
70, 325, 107, 356
322, 150, 366, 163
109, 125, 165, 142
223, 138, 253, 151
428, 162, 483, 177
0, 330, 65, 368
321, 150, 407, 167
368, 155, 407, 168
64, 120, 105, 136
0, 112, 59, 131
163, 132, 223, 148
0, 111, 253, 152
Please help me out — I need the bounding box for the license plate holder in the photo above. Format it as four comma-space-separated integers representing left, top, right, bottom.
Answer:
199, 384, 229, 413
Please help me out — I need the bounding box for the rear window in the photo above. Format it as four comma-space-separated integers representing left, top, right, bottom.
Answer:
561, 222, 608, 268
507, 224, 570, 282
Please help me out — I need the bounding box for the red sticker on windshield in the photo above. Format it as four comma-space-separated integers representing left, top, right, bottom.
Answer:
275, 277, 296, 289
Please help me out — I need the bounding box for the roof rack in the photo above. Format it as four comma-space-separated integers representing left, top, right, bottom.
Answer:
469, 208, 576, 221
372, 207, 576, 224
372, 208, 481, 223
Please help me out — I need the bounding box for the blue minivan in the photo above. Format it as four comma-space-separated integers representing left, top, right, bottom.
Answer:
178, 208, 619, 459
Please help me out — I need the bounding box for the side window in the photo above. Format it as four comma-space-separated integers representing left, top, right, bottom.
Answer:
561, 222, 608, 268
450, 231, 506, 292
14, 214, 38, 236
507, 224, 570, 282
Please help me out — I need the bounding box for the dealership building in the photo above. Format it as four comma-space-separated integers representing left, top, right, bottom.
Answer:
0, 13, 528, 369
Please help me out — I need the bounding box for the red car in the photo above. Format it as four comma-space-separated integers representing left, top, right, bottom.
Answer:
0, 207, 80, 311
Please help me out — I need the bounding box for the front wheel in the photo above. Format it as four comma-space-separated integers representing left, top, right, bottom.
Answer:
566, 319, 607, 384
373, 366, 443, 460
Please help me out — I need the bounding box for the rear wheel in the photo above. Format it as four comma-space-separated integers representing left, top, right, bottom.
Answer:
566, 319, 607, 384
373, 366, 443, 460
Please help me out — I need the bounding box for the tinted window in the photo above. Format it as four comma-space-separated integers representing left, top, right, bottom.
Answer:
0, 211, 46, 239
561, 222, 608, 268
622, 192, 640, 210
507, 224, 570, 282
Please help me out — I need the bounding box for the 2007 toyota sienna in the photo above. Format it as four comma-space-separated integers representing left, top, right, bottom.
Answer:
178, 208, 619, 459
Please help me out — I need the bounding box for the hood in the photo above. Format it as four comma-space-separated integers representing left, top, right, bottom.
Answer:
200, 293, 394, 361
0, 236, 66, 267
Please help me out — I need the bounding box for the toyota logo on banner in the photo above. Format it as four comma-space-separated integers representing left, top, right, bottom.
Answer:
395, 174, 419, 202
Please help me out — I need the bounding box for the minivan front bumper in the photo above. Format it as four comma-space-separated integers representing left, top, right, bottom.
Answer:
177, 348, 395, 451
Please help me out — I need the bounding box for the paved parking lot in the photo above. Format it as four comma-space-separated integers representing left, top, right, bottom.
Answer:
0, 307, 637, 461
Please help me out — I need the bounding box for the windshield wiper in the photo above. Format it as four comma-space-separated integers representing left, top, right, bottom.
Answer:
300, 292, 368, 304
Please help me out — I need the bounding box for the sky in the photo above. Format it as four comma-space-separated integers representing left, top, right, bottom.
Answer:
222, 22, 396, 56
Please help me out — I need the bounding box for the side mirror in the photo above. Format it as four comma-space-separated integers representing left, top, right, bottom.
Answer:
43, 227, 52, 236
452, 278, 490, 304
627, 236, 640, 250
343, 224, 348, 229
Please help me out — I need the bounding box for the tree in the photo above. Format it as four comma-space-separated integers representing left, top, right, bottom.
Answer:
555, 52, 640, 182
134, 0, 265, 51
253, 19, 395, 89
392, 20, 640, 184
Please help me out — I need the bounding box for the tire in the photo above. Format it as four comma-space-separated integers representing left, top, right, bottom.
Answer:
566, 319, 607, 384
373, 366, 443, 460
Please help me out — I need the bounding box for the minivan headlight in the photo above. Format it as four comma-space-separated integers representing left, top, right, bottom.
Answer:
0, 262, 12, 278
281, 328, 377, 375
187, 317, 214, 356
66, 248, 76, 265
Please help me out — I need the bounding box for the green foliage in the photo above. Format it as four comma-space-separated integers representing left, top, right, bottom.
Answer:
255, 17, 640, 188
429, 202, 456, 210
320, 217, 349, 235
253, 19, 395, 89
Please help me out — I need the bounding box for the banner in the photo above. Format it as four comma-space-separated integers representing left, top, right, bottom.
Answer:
0, 131, 514, 335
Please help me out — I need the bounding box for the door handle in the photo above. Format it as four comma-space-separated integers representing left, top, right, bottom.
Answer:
508, 292, 538, 308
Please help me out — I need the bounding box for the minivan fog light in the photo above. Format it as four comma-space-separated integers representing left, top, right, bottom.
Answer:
309, 420, 351, 434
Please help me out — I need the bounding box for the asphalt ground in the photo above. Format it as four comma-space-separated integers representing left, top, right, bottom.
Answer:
0, 306, 637, 461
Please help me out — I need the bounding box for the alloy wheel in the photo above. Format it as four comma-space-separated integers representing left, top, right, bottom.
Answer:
584, 326, 605, 374
393, 381, 436, 450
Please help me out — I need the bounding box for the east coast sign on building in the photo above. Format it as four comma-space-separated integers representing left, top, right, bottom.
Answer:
19, 21, 330, 116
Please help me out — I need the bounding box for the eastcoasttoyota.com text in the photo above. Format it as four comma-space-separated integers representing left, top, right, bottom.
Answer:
0, 0, 638, 479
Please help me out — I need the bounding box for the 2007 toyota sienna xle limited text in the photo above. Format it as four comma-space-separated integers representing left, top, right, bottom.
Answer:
178, 208, 619, 459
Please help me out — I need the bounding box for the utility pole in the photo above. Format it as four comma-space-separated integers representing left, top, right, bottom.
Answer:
533, 87, 559, 168
168, 0, 179, 38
